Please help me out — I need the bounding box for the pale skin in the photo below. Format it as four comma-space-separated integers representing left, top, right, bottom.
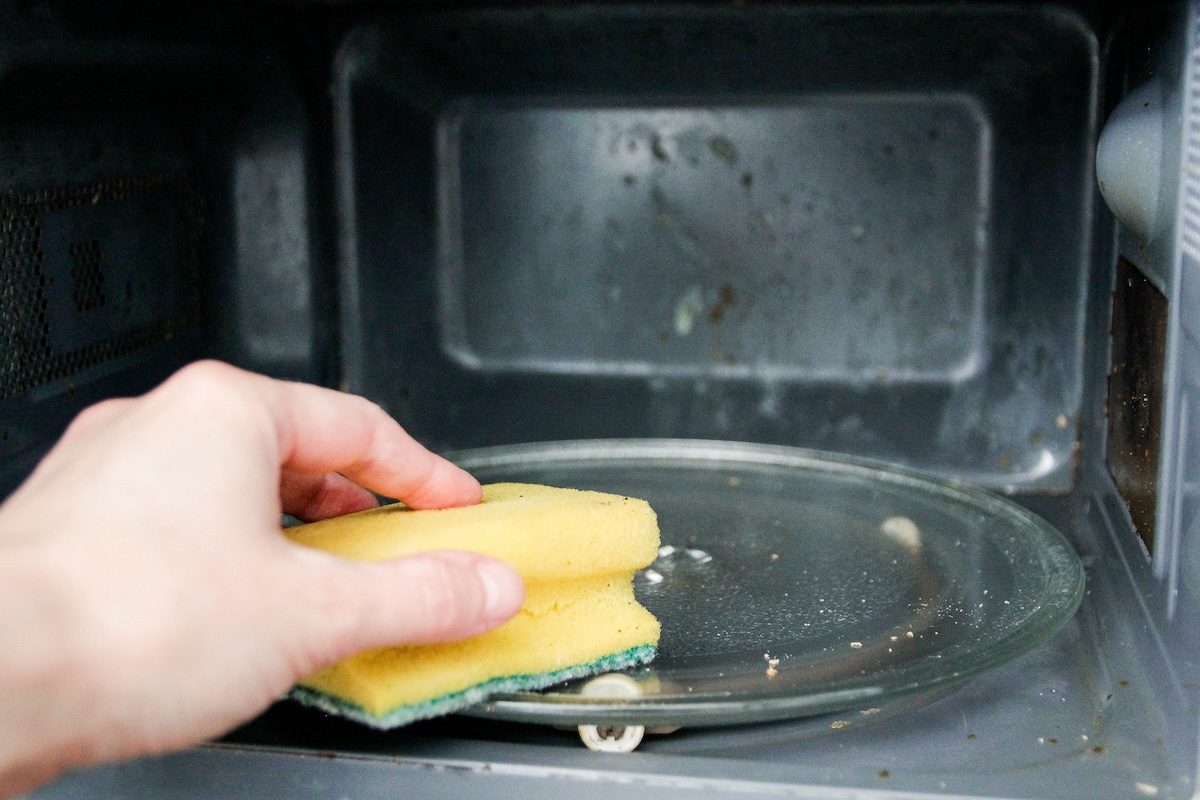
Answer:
0, 360, 526, 797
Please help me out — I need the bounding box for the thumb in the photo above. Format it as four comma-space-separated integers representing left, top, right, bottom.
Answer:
290, 550, 526, 672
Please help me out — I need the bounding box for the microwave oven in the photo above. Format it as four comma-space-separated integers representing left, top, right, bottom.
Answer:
11, 1, 1199, 798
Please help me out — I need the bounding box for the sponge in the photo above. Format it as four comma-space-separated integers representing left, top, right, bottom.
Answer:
284, 482, 661, 728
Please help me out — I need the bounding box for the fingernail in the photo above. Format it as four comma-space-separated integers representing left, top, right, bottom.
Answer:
476, 561, 524, 621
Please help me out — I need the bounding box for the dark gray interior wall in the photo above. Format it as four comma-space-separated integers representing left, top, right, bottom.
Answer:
0, 2, 337, 498
336, 6, 1098, 494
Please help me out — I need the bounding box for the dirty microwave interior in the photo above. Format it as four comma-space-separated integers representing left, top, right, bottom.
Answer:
11, 1, 1200, 799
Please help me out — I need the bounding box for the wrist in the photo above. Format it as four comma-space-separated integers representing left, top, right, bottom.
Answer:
0, 544, 90, 796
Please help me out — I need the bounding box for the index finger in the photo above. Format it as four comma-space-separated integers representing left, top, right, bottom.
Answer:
175, 361, 481, 510
265, 380, 480, 510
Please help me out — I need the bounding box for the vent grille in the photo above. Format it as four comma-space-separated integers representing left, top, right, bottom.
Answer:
69, 239, 105, 313
0, 172, 205, 399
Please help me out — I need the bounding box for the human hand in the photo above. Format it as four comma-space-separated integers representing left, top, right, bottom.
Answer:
0, 361, 524, 797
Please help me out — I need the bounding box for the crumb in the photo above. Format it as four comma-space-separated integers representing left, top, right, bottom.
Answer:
850, 641, 863, 649
830, 720, 850, 730
770, 553, 779, 561
764, 655, 780, 678
881, 516, 922, 551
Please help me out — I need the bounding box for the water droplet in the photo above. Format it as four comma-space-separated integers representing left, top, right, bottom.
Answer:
638, 569, 664, 585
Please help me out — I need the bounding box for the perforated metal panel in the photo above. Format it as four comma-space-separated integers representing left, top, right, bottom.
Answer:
0, 171, 205, 399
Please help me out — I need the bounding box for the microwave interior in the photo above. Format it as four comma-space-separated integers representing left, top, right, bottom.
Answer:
12, 1, 1200, 798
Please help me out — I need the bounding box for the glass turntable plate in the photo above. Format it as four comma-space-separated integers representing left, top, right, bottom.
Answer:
452, 440, 1084, 728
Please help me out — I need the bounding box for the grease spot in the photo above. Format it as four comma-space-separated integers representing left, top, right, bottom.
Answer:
708, 135, 738, 166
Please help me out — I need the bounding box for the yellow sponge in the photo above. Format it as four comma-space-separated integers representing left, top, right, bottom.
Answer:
285, 482, 661, 728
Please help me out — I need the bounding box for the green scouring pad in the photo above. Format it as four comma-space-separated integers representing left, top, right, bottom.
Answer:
289, 643, 657, 729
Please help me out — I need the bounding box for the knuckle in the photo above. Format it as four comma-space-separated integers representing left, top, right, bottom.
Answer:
334, 398, 387, 458
397, 460, 439, 506
160, 360, 262, 428
167, 360, 243, 398
359, 397, 390, 420
409, 556, 483, 638
57, 397, 135, 448
65, 398, 123, 434
292, 551, 492, 664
